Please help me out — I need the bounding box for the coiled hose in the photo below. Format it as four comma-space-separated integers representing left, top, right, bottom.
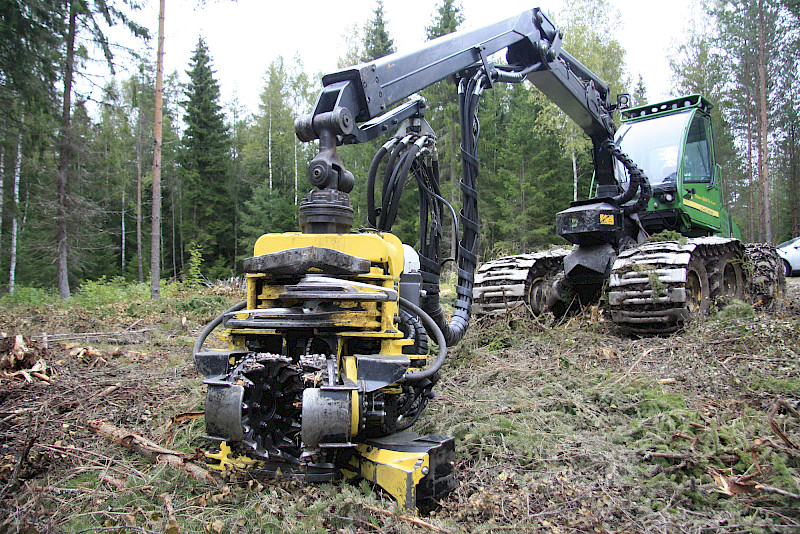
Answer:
604, 138, 652, 214
192, 300, 247, 359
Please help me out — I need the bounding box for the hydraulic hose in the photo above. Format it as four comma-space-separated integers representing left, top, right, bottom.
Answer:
366, 142, 391, 228
383, 143, 422, 229
400, 296, 447, 382
418, 72, 485, 347
604, 139, 652, 215
493, 62, 542, 83
192, 300, 247, 359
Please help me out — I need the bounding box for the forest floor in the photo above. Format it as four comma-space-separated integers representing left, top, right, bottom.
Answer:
0, 278, 798, 534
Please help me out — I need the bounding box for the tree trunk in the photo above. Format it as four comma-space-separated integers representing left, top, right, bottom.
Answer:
571, 147, 578, 202
136, 75, 144, 283
791, 119, 798, 237
745, 64, 755, 242
150, 0, 165, 299
268, 105, 273, 191
121, 190, 125, 277
56, 1, 78, 300
178, 181, 185, 276
757, 0, 771, 244
9, 124, 22, 295
1, 120, 5, 255
171, 181, 177, 279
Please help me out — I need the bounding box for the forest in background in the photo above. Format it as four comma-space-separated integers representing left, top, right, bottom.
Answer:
0, 0, 798, 295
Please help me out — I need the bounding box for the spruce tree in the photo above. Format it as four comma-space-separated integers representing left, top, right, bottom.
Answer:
180, 37, 233, 279
361, 0, 395, 61
426, 0, 464, 40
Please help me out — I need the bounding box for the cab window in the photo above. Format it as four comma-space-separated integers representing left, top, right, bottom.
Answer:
683, 115, 713, 183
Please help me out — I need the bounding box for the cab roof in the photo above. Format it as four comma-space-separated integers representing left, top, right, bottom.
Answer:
620, 94, 713, 123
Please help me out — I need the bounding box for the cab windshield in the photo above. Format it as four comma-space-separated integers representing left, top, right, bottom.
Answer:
615, 111, 693, 187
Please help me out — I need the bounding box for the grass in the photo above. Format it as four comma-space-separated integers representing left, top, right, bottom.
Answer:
0, 280, 798, 533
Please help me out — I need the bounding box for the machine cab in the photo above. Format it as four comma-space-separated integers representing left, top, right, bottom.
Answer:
614, 95, 735, 238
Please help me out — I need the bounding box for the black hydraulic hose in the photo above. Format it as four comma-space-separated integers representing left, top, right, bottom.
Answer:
604, 139, 652, 214
382, 138, 407, 201
380, 144, 412, 230
384, 144, 421, 229
400, 296, 447, 382
414, 164, 459, 256
492, 62, 542, 83
192, 300, 247, 358
367, 142, 393, 228
418, 72, 485, 347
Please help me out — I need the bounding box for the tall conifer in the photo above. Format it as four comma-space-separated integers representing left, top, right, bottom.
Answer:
180, 38, 233, 278
361, 0, 395, 61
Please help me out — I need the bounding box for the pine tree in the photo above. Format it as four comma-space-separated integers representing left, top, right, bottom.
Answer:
180, 37, 233, 279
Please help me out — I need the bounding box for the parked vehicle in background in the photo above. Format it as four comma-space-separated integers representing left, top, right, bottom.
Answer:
777, 237, 800, 277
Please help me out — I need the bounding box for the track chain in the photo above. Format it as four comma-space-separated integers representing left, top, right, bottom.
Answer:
608, 237, 744, 335
473, 248, 570, 315
744, 243, 785, 309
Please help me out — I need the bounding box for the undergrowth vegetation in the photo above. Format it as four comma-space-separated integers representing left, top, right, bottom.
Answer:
0, 280, 798, 533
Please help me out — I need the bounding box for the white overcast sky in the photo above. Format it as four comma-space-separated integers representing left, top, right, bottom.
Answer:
107, 0, 701, 117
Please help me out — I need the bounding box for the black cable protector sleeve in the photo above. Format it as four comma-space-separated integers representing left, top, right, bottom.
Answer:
604, 138, 652, 214
417, 73, 484, 347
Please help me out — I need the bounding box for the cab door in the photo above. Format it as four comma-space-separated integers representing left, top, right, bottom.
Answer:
679, 111, 724, 235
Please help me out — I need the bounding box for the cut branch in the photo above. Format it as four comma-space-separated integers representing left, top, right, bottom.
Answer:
87, 419, 219, 487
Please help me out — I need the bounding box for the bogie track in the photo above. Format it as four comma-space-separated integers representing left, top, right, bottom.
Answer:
609, 237, 783, 335
474, 238, 784, 336
473, 249, 571, 316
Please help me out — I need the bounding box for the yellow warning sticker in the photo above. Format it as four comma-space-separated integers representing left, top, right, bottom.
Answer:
599, 214, 615, 225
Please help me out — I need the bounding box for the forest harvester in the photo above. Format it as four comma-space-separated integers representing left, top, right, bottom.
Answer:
191, 7, 784, 511
474, 93, 785, 333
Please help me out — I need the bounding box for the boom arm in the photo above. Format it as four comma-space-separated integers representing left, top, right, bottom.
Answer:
295, 8, 620, 195
293, 6, 650, 341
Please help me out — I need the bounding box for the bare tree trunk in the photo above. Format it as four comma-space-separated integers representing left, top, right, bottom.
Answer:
571, 147, 578, 202
179, 181, 185, 276
757, 0, 772, 244
121, 190, 125, 277
1, 120, 5, 255
9, 124, 22, 295
57, 1, 78, 300
136, 76, 144, 283
791, 120, 799, 237
231, 105, 239, 261
756, 92, 765, 243
746, 73, 755, 242
171, 181, 177, 279
268, 105, 273, 191
150, 0, 165, 299
520, 158, 525, 251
